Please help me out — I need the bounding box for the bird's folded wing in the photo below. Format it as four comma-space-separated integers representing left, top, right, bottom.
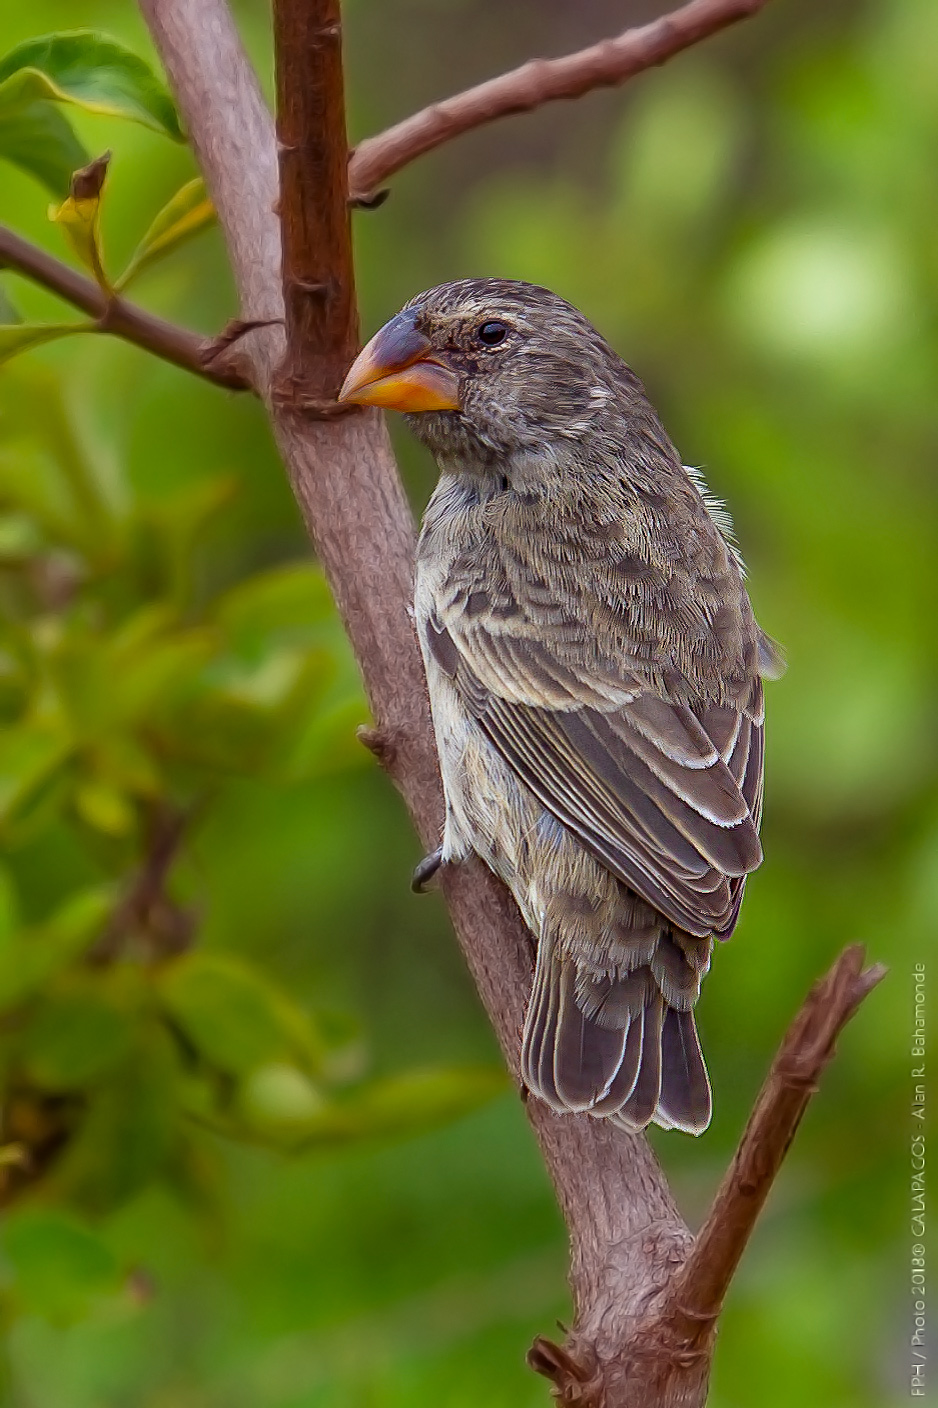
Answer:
425, 613, 764, 938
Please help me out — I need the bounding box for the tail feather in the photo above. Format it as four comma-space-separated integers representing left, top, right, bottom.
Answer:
590, 1007, 644, 1115
522, 929, 713, 1135
611, 992, 663, 1130
523, 943, 629, 1111
657, 1006, 712, 1133
552, 962, 629, 1110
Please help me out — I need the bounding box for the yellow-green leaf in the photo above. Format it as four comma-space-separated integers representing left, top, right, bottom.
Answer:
74, 780, 135, 836
238, 1065, 509, 1152
239, 1063, 326, 1135
48, 152, 110, 290
0, 281, 23, 325
117, 178, 215, 291
0, 322, 89, 366
0, 720, 72, 824
0, 885, 114, 1008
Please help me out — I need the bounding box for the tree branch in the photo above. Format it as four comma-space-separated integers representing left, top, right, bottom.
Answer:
90, 802, 196, 964
137, 3, 881, 1404
348, 0, 774, 203
272, 0, 358, 405
528, 945, 886, 1402
665, 944, 887, 1328
0, 223, 253, 391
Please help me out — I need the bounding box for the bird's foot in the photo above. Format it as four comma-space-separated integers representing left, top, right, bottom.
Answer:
412, 846, 444, 893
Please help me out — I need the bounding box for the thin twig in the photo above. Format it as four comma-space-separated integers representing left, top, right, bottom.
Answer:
0, 224, 254, 392
90, 804, 195, 963
348, 0, 774, 202
665, 944, 887, 1332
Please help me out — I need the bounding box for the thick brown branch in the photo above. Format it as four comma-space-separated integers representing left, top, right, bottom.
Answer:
665, 945, 886, 1330
0, 223, 253, 391
273, 0, 358, 402
348, 0, 774, 202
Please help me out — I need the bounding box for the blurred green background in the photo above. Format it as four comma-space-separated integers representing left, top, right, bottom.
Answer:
0, 1, 934, 1405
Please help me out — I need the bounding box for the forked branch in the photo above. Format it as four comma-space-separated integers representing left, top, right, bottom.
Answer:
529, 945, 886, 1404
348, 0, 775, 202
669, 944, 886, 1326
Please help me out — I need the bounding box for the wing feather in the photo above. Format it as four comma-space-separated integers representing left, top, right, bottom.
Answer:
425, 596, 765, 939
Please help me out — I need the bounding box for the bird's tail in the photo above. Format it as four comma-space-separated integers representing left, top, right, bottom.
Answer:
521, 925, 713, 1135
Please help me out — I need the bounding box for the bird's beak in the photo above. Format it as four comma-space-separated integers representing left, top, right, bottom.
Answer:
337, 310, 460, 412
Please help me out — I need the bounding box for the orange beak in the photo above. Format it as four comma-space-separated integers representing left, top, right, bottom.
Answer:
337, 310, 460, 412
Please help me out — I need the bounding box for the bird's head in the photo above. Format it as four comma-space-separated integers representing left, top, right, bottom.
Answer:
338, 278, 644, 468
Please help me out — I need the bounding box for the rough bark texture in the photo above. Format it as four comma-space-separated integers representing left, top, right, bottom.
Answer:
135, 3, 884, 1404
272, 0, 358, 403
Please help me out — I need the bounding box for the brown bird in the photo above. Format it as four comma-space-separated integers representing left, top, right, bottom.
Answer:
339, 279, 782, 1134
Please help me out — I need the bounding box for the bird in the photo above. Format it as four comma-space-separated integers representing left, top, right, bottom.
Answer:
338, 278, 782, 1134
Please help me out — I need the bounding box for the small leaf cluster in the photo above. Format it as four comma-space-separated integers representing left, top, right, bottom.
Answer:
0, 30, 216, 355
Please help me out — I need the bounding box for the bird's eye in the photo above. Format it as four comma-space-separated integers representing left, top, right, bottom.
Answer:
476, 320, 509, 347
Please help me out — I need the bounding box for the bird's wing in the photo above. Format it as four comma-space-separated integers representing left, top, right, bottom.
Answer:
424, 609, 765, 938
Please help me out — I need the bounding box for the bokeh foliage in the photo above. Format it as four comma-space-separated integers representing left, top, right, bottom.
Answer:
0, 1, 934, 1406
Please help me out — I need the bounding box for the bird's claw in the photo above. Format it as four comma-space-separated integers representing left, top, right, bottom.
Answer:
412, 846, 444, 893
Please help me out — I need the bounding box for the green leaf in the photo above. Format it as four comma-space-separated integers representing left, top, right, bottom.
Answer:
117, 177, 215, 290
238, 1063, 326, 1135
0, 31, 182, 139
49, 613, 215, 739
170, 683, 295, 775
0, 98, 88, 195
215, 563, 335, 649
0, 365, 114, 546
49, 1028, 179, 1212
0, 864, 21, 942
0, 321, 89, 365
0, 719, 72, 826
158, 952, 325, 1077
235, 1065, 509, 1151
0, 280, 23, 325
19, 982, 134, 1090
1, 1208, 118, 1322
284, 691, 371, 782
0, 885, 114, 1007
306, 1066, 509, 1145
